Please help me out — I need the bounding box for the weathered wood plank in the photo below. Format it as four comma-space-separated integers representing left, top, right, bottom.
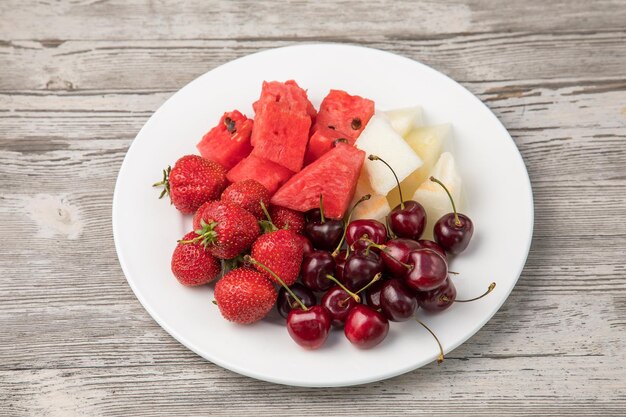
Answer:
1, 33, 626, 91
2, 0, 626, 41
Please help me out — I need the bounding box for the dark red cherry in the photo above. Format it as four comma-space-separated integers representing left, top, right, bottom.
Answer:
342, 250, 384, 292
305, 208, 322, 223
364, 278, 386, 309
434, 213, 474, 255
416, 239, 446, 260
287, 305, 331, 349
305, 220, 343, 251
277, 283, 317, 319
344, 305, 389, 349
300, 250, 336, 292
388, 200, 427, 240
404, 248, 448, 291
379, 279, 418, 321
299, 235, 315, 257
346, 219, 387, 252
414, 277, 456, 312
321, 286, 359, 326
380, 238, 421, 278
429, 176, 474, 254
334, 250, 348, 282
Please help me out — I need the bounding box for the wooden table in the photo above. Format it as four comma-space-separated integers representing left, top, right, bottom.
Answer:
1, 1, 625, 415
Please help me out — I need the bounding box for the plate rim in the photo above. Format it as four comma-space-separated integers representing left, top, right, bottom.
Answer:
112, 43, 534, 387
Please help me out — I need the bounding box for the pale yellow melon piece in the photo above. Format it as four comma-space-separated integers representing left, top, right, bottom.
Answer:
355, 115, 422, 196
381, 106, 423, 137
412, 152, 461, 240
387, 124, 451, 209
350, 172, 390, 222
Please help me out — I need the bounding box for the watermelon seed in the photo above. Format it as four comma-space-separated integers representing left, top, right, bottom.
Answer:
351, 118, 362, 130
224, 117, 236, 134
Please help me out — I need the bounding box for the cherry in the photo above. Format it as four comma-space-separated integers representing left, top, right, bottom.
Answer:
430, 176, 474, 254
245, 255, 331, 349
300, 250, 335, 292
305, 195, 343, 251
364, 279, 386, 309
404, 248, 448, 291
334, 250, 348, 282
321, 286, 359, 326
380, 279, 418, 321
299, 235, 315, 257
342, 249, 384, 292
414, 277, 456, 312
369, 155, 426, 240
346, 219, 387, 252
287, 306, 331, 349
416, 239, 446, 260
379, 238, 421, 278
277, 283, 317, 319
344, 305, 389, 349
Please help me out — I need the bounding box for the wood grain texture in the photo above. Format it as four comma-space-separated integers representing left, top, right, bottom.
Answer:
1, 1, 625, 416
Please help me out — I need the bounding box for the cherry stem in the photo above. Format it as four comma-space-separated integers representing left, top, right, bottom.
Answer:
339, 273, 382, 305
441, 282, 496, 303
260, 200, 273, 224
319, 194, 326, 224
369, 155, 404, 209
362, 239, 412, 269
332, 194, 371, 257
245, 255, 308, 311
385, 215, 396, 239
449, 271, 459, 275
415, 318, 445, 364
325, 274, 360, 303
430, 176, 461, 227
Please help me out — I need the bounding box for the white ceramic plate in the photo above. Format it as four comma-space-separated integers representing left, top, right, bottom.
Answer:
113, 44, 533, 387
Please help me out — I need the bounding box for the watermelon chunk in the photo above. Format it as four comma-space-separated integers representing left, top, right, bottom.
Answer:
197, 110, 253, 170
314, 90, 375, 141
303, 126, 348, 166
227, 154, 294, 195
251, 81, 314, 172
271, 143, 365, 219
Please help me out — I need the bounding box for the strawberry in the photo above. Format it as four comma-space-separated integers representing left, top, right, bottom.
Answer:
251, 229, 304, 286
154, 154, 228, 214
269, 205, 305, 234
171, 231, 221, 286
221, 179, 270, 220
186, 201, 260, 259
214, 268, 277, 324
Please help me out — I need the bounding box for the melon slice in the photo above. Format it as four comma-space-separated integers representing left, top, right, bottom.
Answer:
251, 80, 313, 172
314, 90, 375, 141
350, 172, 391, 222
387, 124, 450, 208
412, 152, 462, 240
355, 115, 423, 196
381, 106, 423, 138
271, 143, 365, 219
227, 154, 294, 195
196, 110, 253, 170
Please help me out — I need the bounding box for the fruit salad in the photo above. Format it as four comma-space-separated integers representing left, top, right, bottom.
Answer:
154, 80, 495, 359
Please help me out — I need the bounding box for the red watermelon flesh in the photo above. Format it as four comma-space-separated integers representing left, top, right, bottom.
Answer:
251, 81, 314, 172
227, 154, 294, 195
303, 125, 349, 166
271, 143, 365, 219
314, 90, 375, 141
197, 110, 253, 170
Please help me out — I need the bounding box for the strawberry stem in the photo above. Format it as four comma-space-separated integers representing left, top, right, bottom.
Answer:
325, 274, 360, 302
369, 155, 404, 209
245, 255, 308, 311
430, 176, 461, 227
415, 318, 445, 364
332, 194, 371, 257
152, 166, 172, 200
441, 282, 496, 303
179, 219, 219, 247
